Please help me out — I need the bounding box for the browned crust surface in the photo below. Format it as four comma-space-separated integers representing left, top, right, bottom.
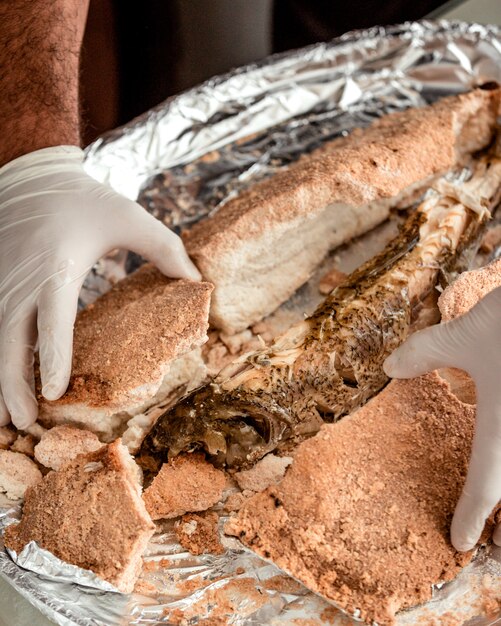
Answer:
40, 264, 213, 410
184, 88, 500, 260
142, 453, 227, 520
226, 373, 492, 625
4, 440, 155, 592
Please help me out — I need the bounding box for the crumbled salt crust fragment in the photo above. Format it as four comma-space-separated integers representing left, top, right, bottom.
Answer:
0, 450, 42, 500
0, 427, 16, 450
234, 454, 293, 492
175, 511, 224, 556
34, 425, 102, 470
11, 435, 37, 457
143, 453, 227, 520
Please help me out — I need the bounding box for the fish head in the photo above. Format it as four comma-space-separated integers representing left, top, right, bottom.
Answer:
137, 383, 291, 471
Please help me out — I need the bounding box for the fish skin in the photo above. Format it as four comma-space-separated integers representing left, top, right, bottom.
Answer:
139, 150, 501, 471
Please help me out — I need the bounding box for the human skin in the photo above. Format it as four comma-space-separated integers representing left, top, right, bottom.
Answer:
0, 0, 90, 166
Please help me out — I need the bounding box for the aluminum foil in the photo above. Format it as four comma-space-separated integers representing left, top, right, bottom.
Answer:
1, 19, 501, 626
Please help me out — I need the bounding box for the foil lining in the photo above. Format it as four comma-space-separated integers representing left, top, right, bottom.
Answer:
1, 19, 501, 626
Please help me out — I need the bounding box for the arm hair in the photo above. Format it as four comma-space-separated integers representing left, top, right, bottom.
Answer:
0, 0, 90, 166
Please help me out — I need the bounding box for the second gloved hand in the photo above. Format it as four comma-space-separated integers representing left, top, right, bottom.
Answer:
0, 146, 201, 429
384, 285, 501, 553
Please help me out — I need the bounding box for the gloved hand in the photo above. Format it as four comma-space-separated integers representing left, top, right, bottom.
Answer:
0, 146, 201, 430
384, 286, 501, 552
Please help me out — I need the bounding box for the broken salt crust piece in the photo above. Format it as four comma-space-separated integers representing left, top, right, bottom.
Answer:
38, 264, 212, 441
142, 453, 227, 520
227, 372, 496, 625
183, 87, 501, 334
4, 440, 154, 593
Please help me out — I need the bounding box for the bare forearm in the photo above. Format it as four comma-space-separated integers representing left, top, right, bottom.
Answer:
0, 0, 89, 166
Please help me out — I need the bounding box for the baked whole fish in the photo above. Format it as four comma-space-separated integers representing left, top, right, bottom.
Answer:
139, 143, 501, 470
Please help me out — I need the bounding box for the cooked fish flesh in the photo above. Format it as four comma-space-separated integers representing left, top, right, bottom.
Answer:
139, 145, 501, 470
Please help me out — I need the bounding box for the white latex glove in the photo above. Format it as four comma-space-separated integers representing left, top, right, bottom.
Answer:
384, 286, 501, 552
0, 146, 201, 429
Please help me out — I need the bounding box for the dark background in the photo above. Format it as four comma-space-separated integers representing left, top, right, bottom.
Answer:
80, 0, 445, 145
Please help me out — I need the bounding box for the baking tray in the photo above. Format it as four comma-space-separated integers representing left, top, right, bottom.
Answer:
1, 20, 501, 626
